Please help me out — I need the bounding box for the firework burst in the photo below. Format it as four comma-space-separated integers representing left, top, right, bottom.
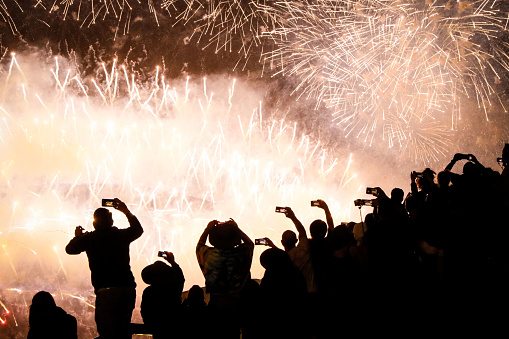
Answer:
259, 0, 509, 162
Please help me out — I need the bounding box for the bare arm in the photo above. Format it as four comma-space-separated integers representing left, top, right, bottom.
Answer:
198, 220, 217, 245
314, 199, 334, 233
239, 228, 254, 250
285, 207, 307, 239
264, 237, 278, 249
65, 226, 87, 255
163, 251, 185, 285
114, 198, 143, 240
445, 153, 465, 172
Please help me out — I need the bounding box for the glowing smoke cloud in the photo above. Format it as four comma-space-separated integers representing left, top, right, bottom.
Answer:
10, 1, 508, 164
0, 53, 362, 336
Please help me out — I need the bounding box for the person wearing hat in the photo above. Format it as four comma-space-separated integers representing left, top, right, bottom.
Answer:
196, 218, 254, 339
141, 252, 185, 338
65, 198, 143, 339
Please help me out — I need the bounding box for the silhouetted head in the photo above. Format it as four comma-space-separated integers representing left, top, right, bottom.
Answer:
141, 261, 176, 285
31, 291, 56, 309
29, 291, 57, 326
208, 219, 241, 250
309, 219, 327, 239
417, 168, 436, 190
281, 230, 297, 251
422, 168, 436, 182
390, 188, 404, 204
186, 285, 205, 307
437, 171, 451, 188
462, 161, 481, 177
330, 225, 355, 251
260, 247, 291, 270
93, 208, 113, 230
364, 213, 376, 229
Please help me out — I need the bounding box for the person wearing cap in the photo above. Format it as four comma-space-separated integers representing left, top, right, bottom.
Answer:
65, 198, 143, 339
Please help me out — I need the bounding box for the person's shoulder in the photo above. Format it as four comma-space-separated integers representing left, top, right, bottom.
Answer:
196, 242, 212, 250
297, 236, 310, 246
196, 243, 215, 257
54, 306, 76, 321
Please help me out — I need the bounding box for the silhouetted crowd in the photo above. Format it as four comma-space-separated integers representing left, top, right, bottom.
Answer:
28, 145, 509, 338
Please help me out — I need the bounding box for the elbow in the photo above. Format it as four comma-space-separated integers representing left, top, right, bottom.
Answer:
65, 246, 78, 255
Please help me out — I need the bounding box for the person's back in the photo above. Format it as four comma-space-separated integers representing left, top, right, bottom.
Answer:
77, 225, 138, 290
28, 291, 77, 339
65, 199, 143, 338
196, 218, 254, 339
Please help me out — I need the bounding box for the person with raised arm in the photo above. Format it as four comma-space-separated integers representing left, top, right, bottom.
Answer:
65, 198, 143, 339
196, 218, 254, 339
280, 207, 317, 294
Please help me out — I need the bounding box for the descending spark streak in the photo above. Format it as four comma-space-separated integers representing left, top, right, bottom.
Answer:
0, 0, 21, 34
8, 2, 508, 164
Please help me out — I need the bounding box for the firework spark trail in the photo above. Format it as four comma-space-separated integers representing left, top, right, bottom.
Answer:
0, 0, 21, 35
0, 53, 363, 331
31, 0, 147, 38
7, 1, 508, 164
257, 0, 509, 162
160, 0, 281, 70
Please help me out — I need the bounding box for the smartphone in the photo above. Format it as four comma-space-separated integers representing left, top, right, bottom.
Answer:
255, 238, 268, 245
275, 206, 287, 213
310, 200, 320, 207
102, 199, 115, 207
157, 251, 167, 258
366, 187, 378, 196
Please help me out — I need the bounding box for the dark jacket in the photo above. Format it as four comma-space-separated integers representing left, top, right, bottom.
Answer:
65, 213, 143, 292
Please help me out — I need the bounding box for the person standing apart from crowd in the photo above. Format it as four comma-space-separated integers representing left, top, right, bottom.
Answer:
66, 198, 143, 339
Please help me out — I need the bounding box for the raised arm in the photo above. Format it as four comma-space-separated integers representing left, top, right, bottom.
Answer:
163, 251, 185, 287
114, 198, 143, 240
238, 227, 254, 250
445, 153, 465, 172
263, 237, 279, 249
65, 226, 88, 255
198, 220, 217, 245
313, 199, 334, 233
284, 207, 307, 239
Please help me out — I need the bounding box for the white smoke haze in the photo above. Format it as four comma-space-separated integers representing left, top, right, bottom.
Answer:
0, 52, 370, 337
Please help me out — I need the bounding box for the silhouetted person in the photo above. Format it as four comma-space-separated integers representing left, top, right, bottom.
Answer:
196, 218, 254, 338
308, 199, 334, 294
65, 198, 143, 339
239, 279, 263, 339
141, 251, 185, 339
259, 248, 308, 339
280, 207, 317, 293
182, 285, 209, 339
27, 291, 77, 339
